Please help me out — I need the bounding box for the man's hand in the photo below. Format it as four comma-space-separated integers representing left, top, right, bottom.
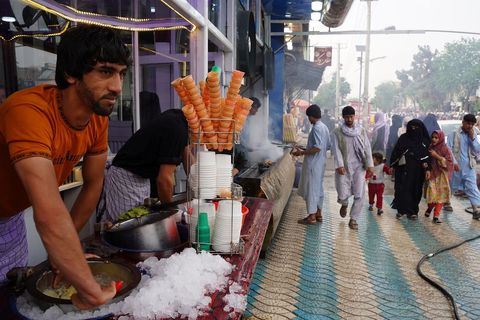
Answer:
291, 149, 303, 157
454, 163, 460, 172
366, 167, 374, 176
71, 281, 117, 310
51, 253, 101, 288
336, 167, 346, 175
469, 127, 475, 140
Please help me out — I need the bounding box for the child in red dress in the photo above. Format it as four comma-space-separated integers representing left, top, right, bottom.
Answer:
368, 153, 393, 215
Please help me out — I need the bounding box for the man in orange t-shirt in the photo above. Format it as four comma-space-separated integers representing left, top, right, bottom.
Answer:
0, 25, 131, 310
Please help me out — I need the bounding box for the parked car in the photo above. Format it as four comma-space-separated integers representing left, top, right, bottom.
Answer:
438, 119, 462, 144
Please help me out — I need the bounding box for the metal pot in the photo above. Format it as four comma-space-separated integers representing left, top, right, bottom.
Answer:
24, 258, 141, 313
102, 210, 181, 251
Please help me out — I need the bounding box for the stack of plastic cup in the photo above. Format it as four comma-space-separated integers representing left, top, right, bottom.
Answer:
190, 151, 217, 199
212, 200, 242, 252
196, 212, 210, 251
215, 154, 232, 196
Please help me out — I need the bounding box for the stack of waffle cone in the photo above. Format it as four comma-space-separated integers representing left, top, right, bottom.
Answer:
173, 70, 249, 151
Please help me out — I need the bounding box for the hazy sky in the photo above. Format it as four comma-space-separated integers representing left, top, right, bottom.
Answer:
309, 0, 480, 100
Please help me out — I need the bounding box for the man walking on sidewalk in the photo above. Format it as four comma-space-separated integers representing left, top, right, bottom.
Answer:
293, 104, 330, 225
447, 113, 480, 219
331, 106, 373, 230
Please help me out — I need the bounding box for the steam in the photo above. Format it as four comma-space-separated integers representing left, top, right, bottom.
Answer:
242, 111, 283, 164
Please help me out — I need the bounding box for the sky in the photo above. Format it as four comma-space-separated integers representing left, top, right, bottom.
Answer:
308, 0, 480, 101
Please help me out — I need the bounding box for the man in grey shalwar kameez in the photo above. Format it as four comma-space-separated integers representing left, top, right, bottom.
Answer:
332, 106, 373, 230
293, 105, 331, 225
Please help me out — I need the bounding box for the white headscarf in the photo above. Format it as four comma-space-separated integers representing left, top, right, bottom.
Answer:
372, 111, 389, 149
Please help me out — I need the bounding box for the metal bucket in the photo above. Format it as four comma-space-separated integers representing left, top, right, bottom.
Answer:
102, 210, 181, 251
24, 258, 141, 313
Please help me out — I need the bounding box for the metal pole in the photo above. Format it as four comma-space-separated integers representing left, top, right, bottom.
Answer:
358, 52, 363, 114
335, 43, 341, 120
363, 0, 372, 128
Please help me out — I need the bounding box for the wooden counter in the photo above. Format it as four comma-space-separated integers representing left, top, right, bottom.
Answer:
0, 197, 274, 320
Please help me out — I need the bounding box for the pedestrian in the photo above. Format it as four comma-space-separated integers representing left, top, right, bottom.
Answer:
422, 113, 441, 136
447, 114, 480, 220
0, 25, 131, 309
331, 106, 374, 230
390, 119, 431, 220
424, 130, 454, 223
386, 114, 403, 165
371, 111, 389, 156
367, 153, 392, 216
293, 104, 331, 225
100, 109, 191, 222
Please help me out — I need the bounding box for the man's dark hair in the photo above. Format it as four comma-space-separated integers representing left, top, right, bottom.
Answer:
342, 105, 355, 116
250, 97, 261, 110
463, 113, 477, 124
55, 25, 132, 89
306, 104, 321, 119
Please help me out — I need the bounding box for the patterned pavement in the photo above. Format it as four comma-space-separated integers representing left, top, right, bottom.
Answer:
245, 164, 480, 320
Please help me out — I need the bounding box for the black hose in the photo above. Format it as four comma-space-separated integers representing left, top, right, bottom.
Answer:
416, 233, 480, 320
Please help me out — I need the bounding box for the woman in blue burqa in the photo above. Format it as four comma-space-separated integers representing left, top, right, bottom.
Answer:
390, 119, 431, 219
386, 114, 403, 164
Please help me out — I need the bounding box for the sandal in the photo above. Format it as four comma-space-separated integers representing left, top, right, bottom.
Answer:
424, 211, 431, 218
298, 217, 316, 225
433, 217, 442, 224
443, 204, 453, 212
408, 214, 418, 220
315, 214, 323, 222
339, 205, 348, 218
348, 219, 358, 230
396, 212, 404, 219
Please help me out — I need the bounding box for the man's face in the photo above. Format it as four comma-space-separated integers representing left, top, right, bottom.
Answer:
308, 115, 318, 125
343, 115, 355, 127
462, 120, 474, 133
76, 62, 128, 116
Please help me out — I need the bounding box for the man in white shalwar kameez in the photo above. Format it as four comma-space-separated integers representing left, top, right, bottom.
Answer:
332, 106, 373, 230
293, 105, 331, 225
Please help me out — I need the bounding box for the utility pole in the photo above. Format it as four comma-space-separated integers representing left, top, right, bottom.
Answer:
361, 0, 378, 128
335, 43, 341, 120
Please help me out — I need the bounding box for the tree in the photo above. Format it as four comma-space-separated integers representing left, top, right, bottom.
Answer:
312, 73, 351, 111
395, 45, 446, 111
434, 38, 480, 112
372, 81, 401, 113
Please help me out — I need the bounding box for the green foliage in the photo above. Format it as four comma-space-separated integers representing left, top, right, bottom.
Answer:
372, 81, 400, 113
393, 38, 480, 112
312, 74, 351, 111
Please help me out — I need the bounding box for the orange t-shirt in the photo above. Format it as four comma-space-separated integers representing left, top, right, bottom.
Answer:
0, 85, 108, 218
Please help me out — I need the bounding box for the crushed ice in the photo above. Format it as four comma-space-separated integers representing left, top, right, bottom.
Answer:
16, 248, 246, 320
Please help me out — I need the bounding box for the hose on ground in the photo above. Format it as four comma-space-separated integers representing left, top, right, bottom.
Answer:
416, 233, 480, 320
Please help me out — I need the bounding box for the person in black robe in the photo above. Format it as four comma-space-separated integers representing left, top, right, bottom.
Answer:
390, 119, 431, 219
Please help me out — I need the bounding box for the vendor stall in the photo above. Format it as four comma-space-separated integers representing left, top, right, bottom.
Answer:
0, 197, 273, 320
235, 149, 296, 253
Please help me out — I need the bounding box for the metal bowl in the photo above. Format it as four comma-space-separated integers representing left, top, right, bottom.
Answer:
102, 210, 181, 251
25, 258, 141, 312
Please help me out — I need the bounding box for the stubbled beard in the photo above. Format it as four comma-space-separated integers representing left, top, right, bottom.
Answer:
78, 80, 115, 117
92, 102, 113, 116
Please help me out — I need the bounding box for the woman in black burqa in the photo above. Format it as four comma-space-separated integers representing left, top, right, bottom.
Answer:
390, 119, 431, 219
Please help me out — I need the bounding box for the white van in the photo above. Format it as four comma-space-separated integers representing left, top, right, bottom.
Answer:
438, 119, 462, 144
